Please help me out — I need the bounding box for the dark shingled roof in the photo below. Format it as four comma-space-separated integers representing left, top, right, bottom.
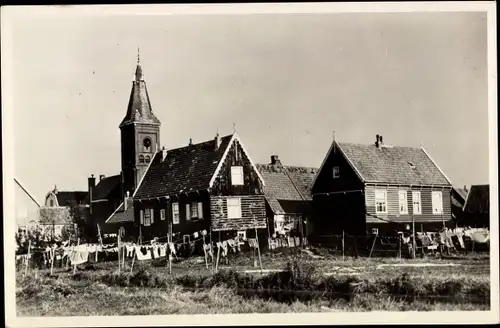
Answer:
337, 142, 451, 186
55, 191, 89, 207
256, 164, 318, 214
106, 198, 135, 224
120, 63, 160, 127
134, 134, 233, 199
92, 175, 121, 200
463, 185, 489, 214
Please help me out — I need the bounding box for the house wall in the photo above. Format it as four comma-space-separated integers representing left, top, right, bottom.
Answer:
364, 185, 452, 224
15, 182, 40, 228
311, 142, 366, 236
210, 195, 267, 231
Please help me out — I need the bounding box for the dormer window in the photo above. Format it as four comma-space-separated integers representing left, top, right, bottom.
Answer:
332, 166, 340, 178
139, 155, 145, 164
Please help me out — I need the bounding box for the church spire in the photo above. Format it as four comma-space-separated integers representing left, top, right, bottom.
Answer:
119, 51, 160, 128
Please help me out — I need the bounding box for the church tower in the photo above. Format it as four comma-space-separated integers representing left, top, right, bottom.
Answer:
120, 50, 161, 196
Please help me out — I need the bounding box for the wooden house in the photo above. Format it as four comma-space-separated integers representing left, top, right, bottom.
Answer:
256, 155, 317, 239
88, 174, 125, 235
451, 186, 468, 226
311, 134, 453, 236
463, 184, 489, 228
132, 132, 268, 247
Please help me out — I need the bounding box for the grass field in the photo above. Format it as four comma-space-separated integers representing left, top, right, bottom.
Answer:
16, 248, 491, 316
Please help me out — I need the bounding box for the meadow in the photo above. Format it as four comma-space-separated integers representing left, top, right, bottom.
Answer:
16, 247, 491, 316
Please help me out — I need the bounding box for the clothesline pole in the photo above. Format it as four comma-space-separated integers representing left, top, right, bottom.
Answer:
215, 244, 221, 273
412, 214, 416, 259
368, 232, 378, 258
168, 251, 172, 275
342, 230, 345, 261
122, 242, 126, 270
130, 252, 135, 274
50, 247, 55, 276
210, 226, 214, 274
255, 227, 263, 274
203, 235, 208, 269
73, 238, 80, 276
24, 240, 31, 277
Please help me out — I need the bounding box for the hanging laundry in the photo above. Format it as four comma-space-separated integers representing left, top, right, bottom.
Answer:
221, 241, 228, 257
248, 238, 258, 248
193, 231, 199, 239
456, 232, 465, 248
125, 245, 134, 257
169, 243, 177, 257
159, 245, 167, 257
69, 250, 89, 265
469, 230, 490, 244
135, 246, 152, 261
153, 245, 160, 259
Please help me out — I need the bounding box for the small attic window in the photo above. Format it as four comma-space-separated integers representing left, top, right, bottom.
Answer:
332, 166, 340, 178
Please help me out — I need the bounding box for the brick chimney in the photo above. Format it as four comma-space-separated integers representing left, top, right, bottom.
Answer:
271, 155, 281, 166
88, 174, 96, 215
375, 134, 380, 149
161, 146, 168, 162
189, 138, 193, 146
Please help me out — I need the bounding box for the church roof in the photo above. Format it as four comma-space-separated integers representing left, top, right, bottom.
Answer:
119, 60, 160, 127
92, 175, 121, 200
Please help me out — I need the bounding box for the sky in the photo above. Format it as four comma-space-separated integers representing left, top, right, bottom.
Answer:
7, 9, 490, 203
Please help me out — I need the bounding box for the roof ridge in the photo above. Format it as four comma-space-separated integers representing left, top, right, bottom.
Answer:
166, 134, 233, 152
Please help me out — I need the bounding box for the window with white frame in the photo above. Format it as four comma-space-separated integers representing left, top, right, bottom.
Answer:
231, 166, 244, 186
432, 191, 443, 215
332, 166, 340, 178
144, 208, 152, 226
160, 209, 166, 220
185, 203, 191, 220
197, 202, 204, 219
140, 210, 144, 225
375, 189, 388, 214
399, 190, 408, 214
190, 202, 198, 219
227, 197, 242, 219
412, 191, 422, 215
172, 203, 180, 224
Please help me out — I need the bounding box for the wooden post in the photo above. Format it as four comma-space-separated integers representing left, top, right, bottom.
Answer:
215, 244, 221, 272
398, 234, 402, 259
73, 238, 80, 275
168, 249, 172, 275
255, 227, 263, 273
95, 246, 99, 262
117, 234, 121, 273
368, 232, 378, 258
210, 226, 214, 274
122, 243, 126, 270
50, 247, 55, 276
130, 251, 135, 274
24, 240, 31, 277
203, 235, 208, 269
342, 230, 345, 261
412, 214, 417, 259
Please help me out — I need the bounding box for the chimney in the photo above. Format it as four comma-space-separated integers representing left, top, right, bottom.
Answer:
379, 135, 384, 146
99, 174, 106, 181
124, 191, 130, 211
375, 134, 380, 148
189, 138, 193, 146
214, 133, 221, 151
464, 185, 468, 192
88, 174, 96, 215
162, 146, 168, 161
271, 155, 281, 166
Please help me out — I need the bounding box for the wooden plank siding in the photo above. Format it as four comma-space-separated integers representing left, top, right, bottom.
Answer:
211, 195, 266, 231
364, 184, 452, 224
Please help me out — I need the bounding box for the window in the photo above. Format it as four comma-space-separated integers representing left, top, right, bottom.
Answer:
140, 210, 144, 225
139, 155, 145, 164
432, 191, 443, 215
49, 199, 54, 207
399, 190, 408, 214
185, 204, 191, 220
143, 137, 152, 152
198, 202, 204, 219
190, 202, 198, 218
144, 208, 151, 226
237, 231, 246, 245
412, 191, 422, 215
145, 155, 151, 164
160, 209, 166, 220
227, 197, 242, 219
231, 166, 244, 186
375, 189, 387, 214
332, 166, 340, 178
172, 203, 179, 224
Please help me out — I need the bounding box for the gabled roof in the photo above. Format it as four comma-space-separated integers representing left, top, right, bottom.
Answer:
134, 133, 265, 200
256, 164, 317, 214
105, 198, 135, 224
55, 191, 89, 207
14, 178, 40, 207
315, 141, 451, 186
92, 175, 121, 200
463, 184, 489, 214
454, 187, 468, 202
120, 62, 160, 127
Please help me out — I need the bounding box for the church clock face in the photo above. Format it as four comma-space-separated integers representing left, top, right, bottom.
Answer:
143, 137, 152, 151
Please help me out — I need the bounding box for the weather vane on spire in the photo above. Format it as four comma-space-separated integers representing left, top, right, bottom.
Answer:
137, 47, 140, 64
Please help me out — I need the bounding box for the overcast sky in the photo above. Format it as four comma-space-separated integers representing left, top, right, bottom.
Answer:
8, 9, 489, 202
